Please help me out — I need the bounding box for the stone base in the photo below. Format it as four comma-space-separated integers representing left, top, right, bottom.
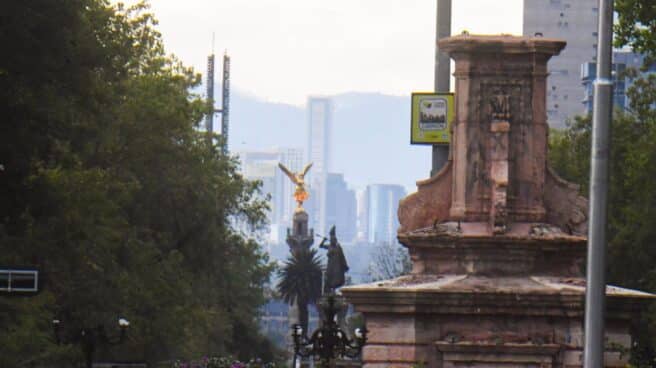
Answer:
358, 312, 632, 368
342, 274, 652, 367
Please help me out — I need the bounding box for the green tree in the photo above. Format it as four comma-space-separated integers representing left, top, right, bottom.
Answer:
277, 249, 323, 335
550, 114, 656, 367
615, 0, 656, 64
0, 1, 275, 366
548, 51, 656, 368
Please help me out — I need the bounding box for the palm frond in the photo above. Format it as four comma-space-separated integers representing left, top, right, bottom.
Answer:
277, 248, 323, 305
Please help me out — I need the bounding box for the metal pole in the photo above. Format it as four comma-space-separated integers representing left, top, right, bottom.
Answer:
583, 0, 614, 367
321, 270, 326, 296
431, 0, 451, 176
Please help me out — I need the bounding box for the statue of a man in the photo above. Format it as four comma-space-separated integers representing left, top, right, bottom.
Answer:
319, 226, 349, 293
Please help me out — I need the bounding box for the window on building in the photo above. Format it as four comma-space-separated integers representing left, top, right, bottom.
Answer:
592, 32, 598, 37
560, 12, 564, 17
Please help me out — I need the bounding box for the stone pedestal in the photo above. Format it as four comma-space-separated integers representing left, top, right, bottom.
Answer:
341, 35, 654, 368
288, 209, 314, 256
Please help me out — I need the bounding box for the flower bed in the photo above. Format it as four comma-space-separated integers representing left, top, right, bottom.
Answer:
172, 356, 282, 368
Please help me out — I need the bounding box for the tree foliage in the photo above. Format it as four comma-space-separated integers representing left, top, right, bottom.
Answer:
0, 1, 275, 366
550, 5, 656, 361
615, 0, 656, 65
277, 249, 323, 334
550, 115, 656, 367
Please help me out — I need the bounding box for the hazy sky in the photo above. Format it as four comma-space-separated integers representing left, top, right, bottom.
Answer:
131, 0, 523, 105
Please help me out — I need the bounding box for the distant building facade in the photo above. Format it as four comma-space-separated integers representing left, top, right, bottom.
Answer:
239, 150, 284, 225
364, 184, 406, 245
523, 0, 599, 127
581, 51, 656, 114
325, 173, 357, 244
306, 97, 333, 235
238, 147, 304, 244
356, 189, 369, 242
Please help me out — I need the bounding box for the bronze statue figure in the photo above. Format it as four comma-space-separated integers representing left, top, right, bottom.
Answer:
319, 226, 349, 293
278, 162, 313, 210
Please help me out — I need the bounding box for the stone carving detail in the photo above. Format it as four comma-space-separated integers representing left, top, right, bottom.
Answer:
544, 166, 589, 236
488, 89, 511, 233
490, 90, 511, 121
397, 162, 452, 233
492, 185, 508, 234
474, 62, 534, 77
442, 332, 462, 343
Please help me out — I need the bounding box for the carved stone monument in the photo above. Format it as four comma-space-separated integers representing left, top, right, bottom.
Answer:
281, 162, 315, 365
341, 35, 654, 368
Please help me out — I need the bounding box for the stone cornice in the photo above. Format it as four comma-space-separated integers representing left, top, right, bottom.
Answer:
439, 34, 566, 57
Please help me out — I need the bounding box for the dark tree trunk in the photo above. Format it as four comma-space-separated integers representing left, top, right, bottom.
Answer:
298, 299, 309, 335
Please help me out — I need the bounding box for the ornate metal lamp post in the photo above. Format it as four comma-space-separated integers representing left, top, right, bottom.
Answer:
291, 294, 367, 367
52, 317, 130, 368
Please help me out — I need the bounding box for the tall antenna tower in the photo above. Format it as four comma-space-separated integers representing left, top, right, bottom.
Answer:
221, 52, 231, 155
205, 33, 230, 154
205, 37, 231, 154
205, 53, 215, 134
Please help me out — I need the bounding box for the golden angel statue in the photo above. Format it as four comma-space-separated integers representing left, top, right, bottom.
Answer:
278, 162, 313, 209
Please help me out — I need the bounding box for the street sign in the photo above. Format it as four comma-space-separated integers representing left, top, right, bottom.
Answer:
411, 92, 454, 145
0, 269, 39, 293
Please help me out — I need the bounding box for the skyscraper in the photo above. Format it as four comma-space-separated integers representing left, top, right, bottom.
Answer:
523, 0, 599, 127
325, 173, 357, 244
365, 184, 406, 245
238, 147, 304, 244
238, 149, 284, 224
581, 51, 656, 114
306, 97, 333, 235
356, 189, 369, 242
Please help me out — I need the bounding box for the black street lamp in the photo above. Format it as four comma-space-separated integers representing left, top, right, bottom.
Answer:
53, 317, 130, 368
291, 294, 367, 367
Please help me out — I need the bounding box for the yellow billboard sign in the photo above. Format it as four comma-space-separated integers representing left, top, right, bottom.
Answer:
411, 92, 454, 145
